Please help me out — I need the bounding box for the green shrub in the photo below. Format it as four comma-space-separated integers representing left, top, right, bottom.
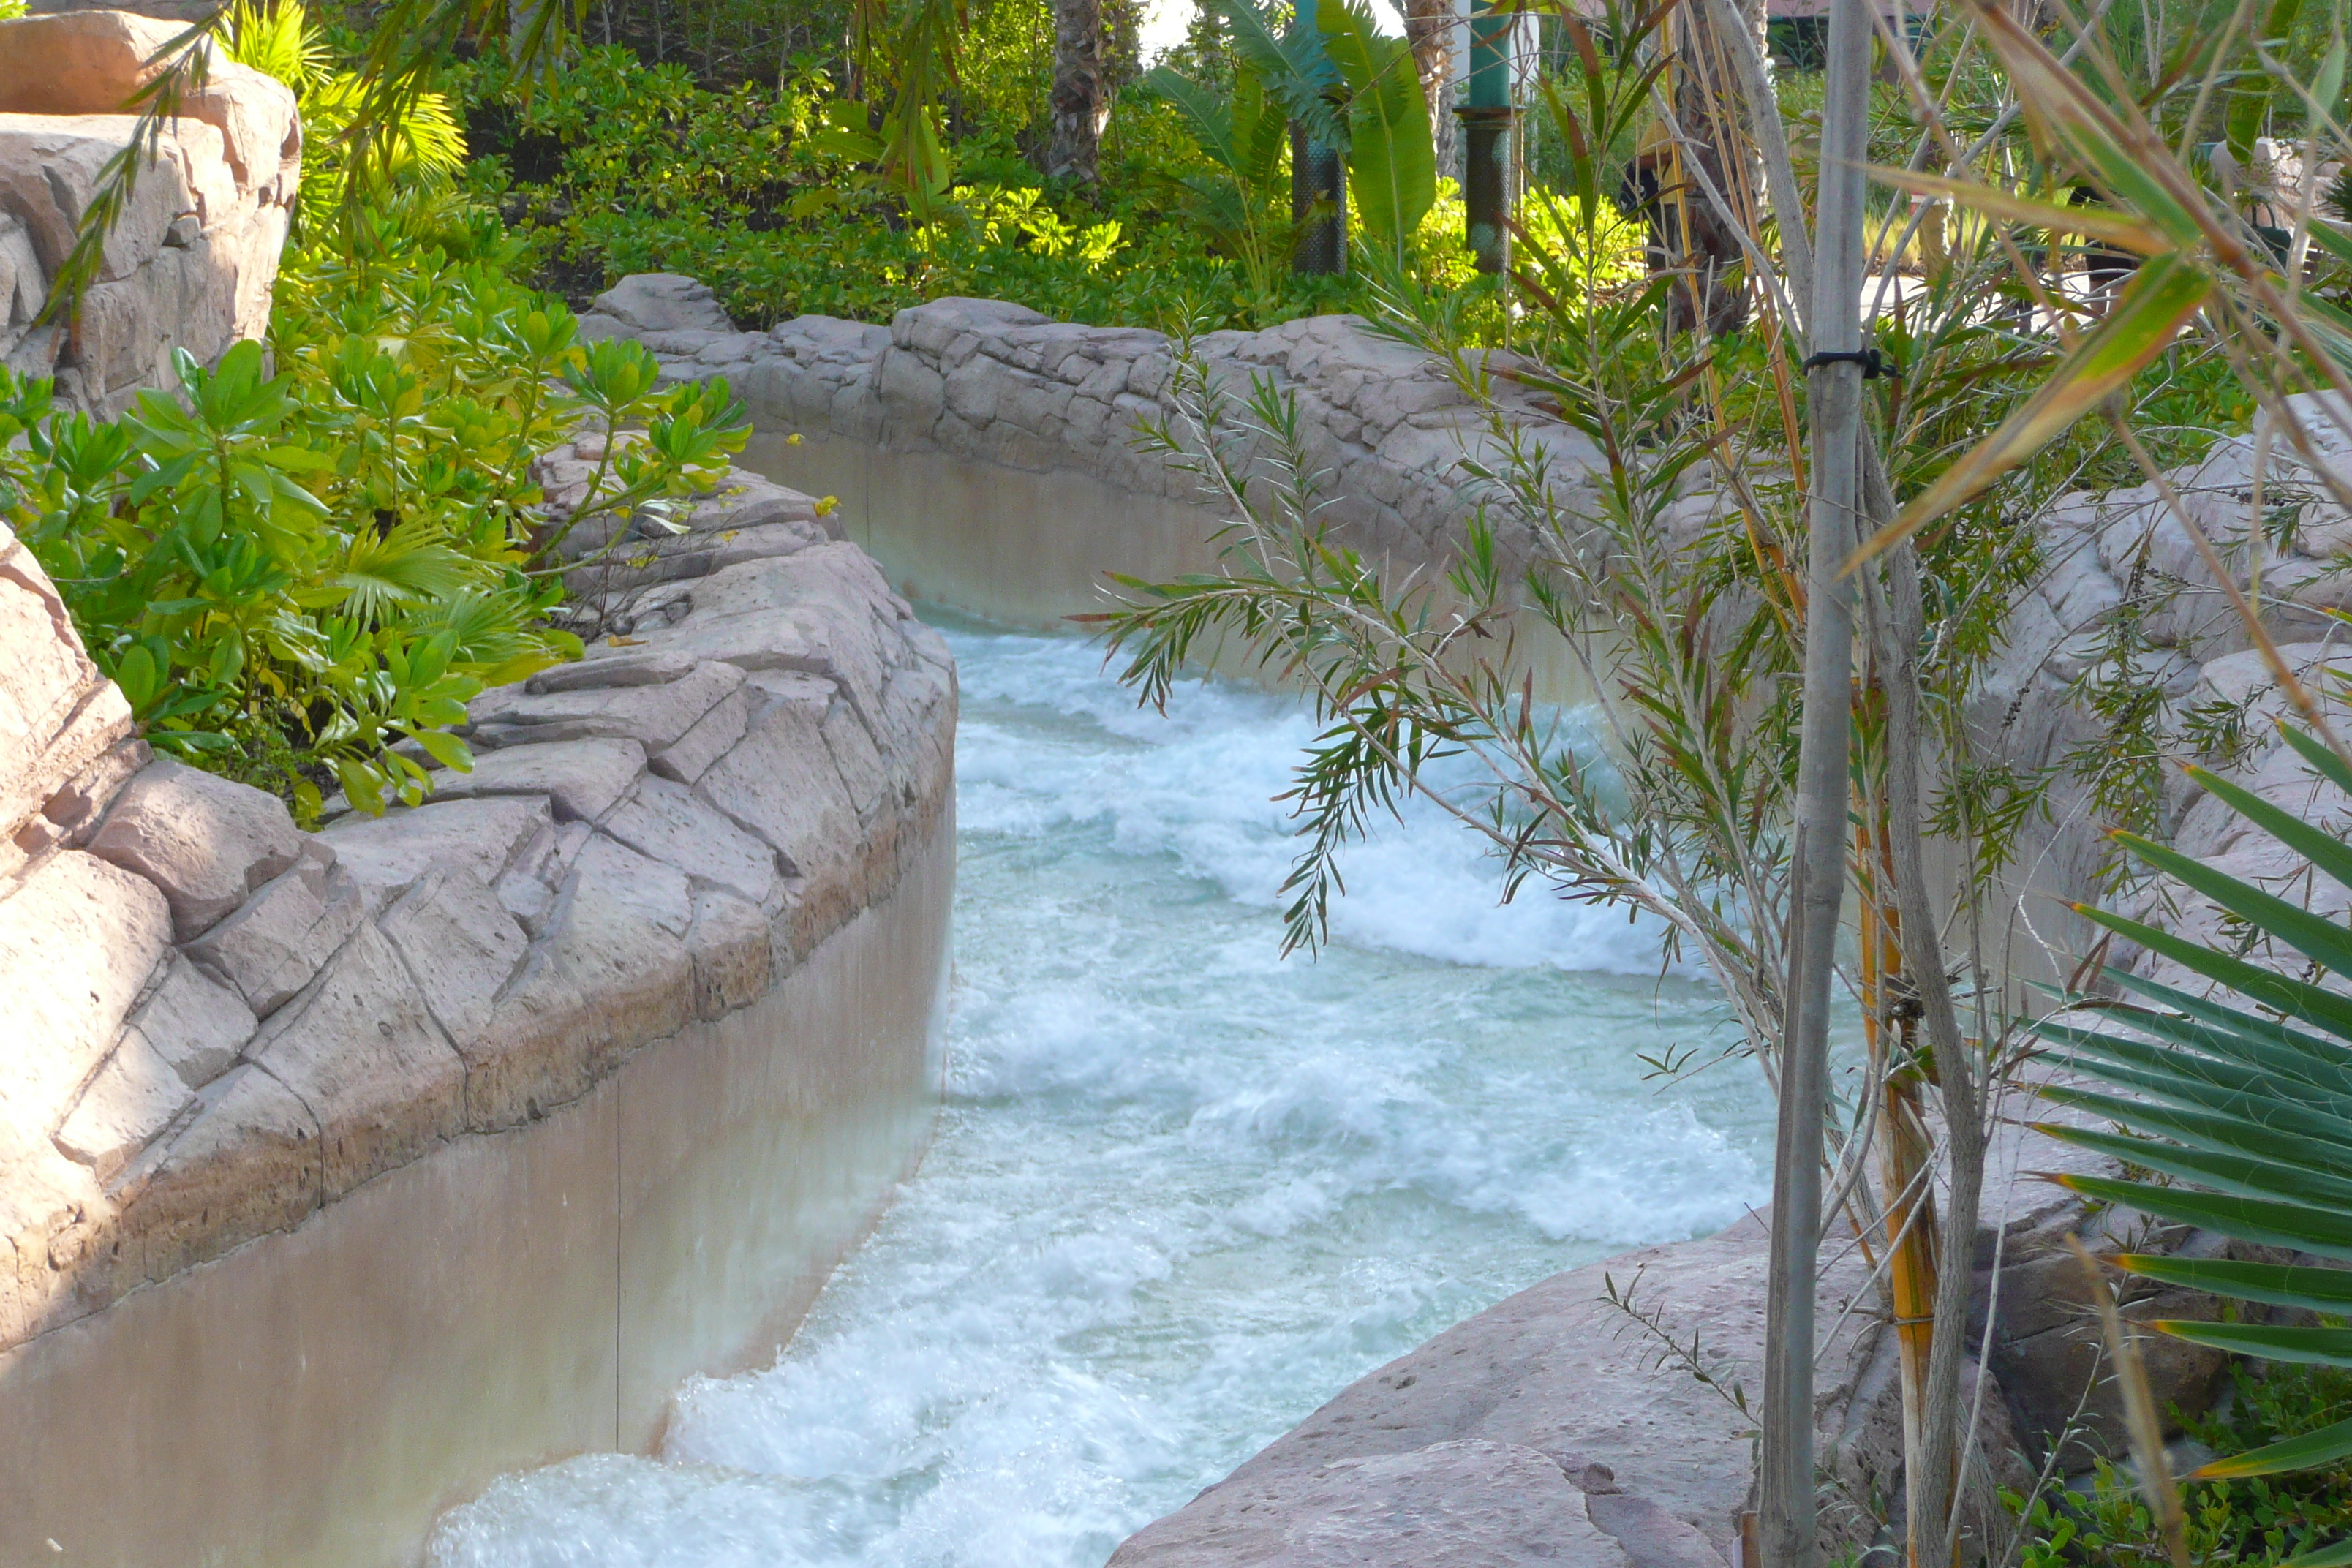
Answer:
457, 45, 1494, 332
2010, 1362, 2352, 1568
9, 192, 745, 820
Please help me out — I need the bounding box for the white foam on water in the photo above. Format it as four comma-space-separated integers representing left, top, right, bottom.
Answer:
429, 620, 1775, 1568
950, 628, 1673, 975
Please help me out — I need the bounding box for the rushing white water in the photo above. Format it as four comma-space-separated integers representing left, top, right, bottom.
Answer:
429, 619, 1776, 1568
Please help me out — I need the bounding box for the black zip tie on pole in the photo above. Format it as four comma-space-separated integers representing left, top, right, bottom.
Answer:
1802, 347, 1893, 379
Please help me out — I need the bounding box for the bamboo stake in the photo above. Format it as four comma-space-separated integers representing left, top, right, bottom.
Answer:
1760, 0, 1872, 1558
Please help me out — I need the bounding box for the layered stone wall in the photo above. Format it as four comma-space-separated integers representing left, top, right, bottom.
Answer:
0, 9, 300, 412
0, 450, 957, 1561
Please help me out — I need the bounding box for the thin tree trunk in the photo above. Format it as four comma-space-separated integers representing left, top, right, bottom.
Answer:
1047, 0, 1107, 185
1866, 512, 1989, 1568
1705, 0, 1807, 318
1855, 796, 1943, 1568
1291, 124, 1348, 275
1760, 0, 1871, 1565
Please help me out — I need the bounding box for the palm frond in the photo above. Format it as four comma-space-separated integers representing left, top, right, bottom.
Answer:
223, 0, 332, 92
2043, 731, 2352, 1498
333, 515, 480, 619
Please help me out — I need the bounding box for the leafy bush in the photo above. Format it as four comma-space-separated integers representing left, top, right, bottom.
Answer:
458, 44, 1487, 332
9, 193, 745, 819
2010, 1362, 2352, 1568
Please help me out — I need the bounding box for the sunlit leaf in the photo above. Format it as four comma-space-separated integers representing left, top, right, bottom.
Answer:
1866, 167, 2174, 256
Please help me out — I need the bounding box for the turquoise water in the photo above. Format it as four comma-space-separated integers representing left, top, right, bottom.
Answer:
428, 619, 1776, 1568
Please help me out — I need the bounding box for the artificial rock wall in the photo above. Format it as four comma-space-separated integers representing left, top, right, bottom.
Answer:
0, 8, 298, 413
0, 455, 957, 1562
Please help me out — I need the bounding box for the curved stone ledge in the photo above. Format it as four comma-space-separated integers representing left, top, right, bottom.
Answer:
577, 273, 1597, 654
0, 437, 956, 1560
1, 486, 954, 1348
1, 817, 952, 1567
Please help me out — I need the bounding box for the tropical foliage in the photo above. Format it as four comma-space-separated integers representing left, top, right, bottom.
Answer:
13, 187, 742, 819
23, 0, 2352, 1556
2033, 727, 2352, 1504
225, 0, 468, 214
460, 37, 1489, 331
2011, 1362, 2352, 1568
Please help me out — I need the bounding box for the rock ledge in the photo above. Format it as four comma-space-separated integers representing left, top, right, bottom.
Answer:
0, 461, 954, 1349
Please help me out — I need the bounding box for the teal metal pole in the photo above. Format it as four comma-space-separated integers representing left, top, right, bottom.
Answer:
1458, 0, 1513, 273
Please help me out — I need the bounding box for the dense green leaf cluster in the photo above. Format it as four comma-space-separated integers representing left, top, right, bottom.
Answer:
457, 45, 1469, 332
2011, 1362, 2352, 1568
11, 194, 744, 820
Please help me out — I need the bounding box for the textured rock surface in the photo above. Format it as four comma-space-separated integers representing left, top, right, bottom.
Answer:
1, 520, 140, 879
0, 10, 299, 412
1115, 1439, 1635, 1568
88, 755, 302, 938
578, 275, 1591, 583
0, 480, 954, 1347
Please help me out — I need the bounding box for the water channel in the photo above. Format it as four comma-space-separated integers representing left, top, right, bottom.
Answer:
428, 615, 1778, 1568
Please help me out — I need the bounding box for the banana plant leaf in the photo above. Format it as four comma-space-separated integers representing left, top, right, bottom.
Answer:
2036, 725, 2352, 1486
1316, 0, 1434, 270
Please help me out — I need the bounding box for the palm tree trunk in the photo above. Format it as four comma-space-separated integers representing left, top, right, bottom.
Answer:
1667, 0, 1768, 334
1048, 0, 1107, 185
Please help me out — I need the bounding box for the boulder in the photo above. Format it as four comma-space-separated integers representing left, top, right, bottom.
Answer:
0, 529, 135, 864
599, 773, 777, 907
320, 796, 555, 905
375, 863, 531, 1055
244, 921, 465, 1198
0, 850, 171, 1153
696, 674, 863, 938
0, 10, 211, 117
1107, 1218, 1838, 1566
586, 273, 734, 336
109, 1061, 320, 1274
0, 11, 299, 410
649, 680, 749, 785
51, 1027, 190, 1181
467, 659, 745, 753
685, 887, 771, 1021
31, 734, 149, 851
527, 647, 701, 693
87, 756, 303, 939
1112, 1440, 1635, 1568
461, 835, 693, 1129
